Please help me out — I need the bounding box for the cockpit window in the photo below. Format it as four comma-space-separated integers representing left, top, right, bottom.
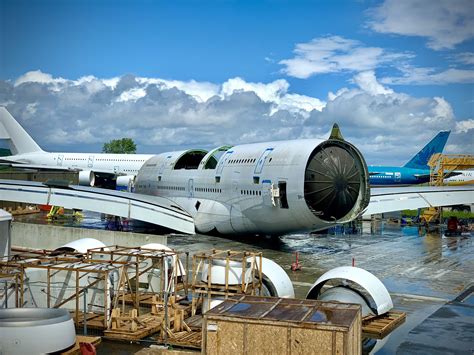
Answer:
204, 145, 233, 169
173, 150, 208, 170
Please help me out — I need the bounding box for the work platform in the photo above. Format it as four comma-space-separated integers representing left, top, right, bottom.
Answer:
0, 179, 194, 234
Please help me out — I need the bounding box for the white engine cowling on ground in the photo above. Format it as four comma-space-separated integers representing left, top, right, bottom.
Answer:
306, 266, 393, 316
200, 256, 295, 298
78, 170, 95, 186
54, 238, 107, 254
0, 308, 76, 354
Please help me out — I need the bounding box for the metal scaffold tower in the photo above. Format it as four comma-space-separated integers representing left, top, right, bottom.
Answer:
421, 154, 474, 223
428, 153, 474, 186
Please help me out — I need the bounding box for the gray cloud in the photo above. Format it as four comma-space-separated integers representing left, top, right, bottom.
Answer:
0, 71, 469, 166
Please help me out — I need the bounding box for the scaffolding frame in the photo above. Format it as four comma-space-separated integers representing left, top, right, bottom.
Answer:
428, 153, 474, 186
423, 153, 474, 222
191, 249, 263, 315
0, 245, 188, 331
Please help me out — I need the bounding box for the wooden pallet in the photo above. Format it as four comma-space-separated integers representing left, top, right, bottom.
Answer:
104, 310, 163, 341
362, 310, 406, 339
167, 330, 202, 349
71, 311, 106, 330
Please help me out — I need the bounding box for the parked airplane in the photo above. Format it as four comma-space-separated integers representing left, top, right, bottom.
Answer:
444, 170, 474, 186
0, 107, 153, 188
133, 127, 372, 235
368, 131, 450, 186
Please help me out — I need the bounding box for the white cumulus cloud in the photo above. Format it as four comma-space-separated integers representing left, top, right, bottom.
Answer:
367, 0, 474, 50
381, 66, 474, 85
279, 35, 409, 79
1, 70, 468, 165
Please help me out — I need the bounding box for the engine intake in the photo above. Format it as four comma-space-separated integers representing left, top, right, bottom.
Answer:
304, 140, 369, 222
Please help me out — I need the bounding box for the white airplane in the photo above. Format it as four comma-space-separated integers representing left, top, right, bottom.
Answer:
0, 107, 153, 188
1, 107, 472, 236
132, 126, 372, 235
444, 170, 474, 186
0, 106, 372, 235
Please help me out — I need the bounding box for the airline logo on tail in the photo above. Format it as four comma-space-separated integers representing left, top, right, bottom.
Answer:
403, 131, 450, 170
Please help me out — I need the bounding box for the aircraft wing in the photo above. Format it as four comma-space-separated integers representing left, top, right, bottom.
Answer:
364, 186, 474, 216
0, 162, 125, 176
413, 173, 430, 180
0, 179, 195, 234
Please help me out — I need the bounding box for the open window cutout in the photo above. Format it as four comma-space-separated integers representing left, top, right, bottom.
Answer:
174, 150, 207, 170
203, 145, 233, 169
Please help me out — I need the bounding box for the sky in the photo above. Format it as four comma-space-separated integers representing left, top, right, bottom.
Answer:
0, 0, 473, 165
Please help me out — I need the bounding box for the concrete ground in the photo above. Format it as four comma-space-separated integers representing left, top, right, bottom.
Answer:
10, 214, 474, 353
165, 222, 473, 354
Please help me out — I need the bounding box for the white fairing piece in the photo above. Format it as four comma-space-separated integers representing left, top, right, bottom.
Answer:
260, 257, 295, 298
55, 238, 107, 254
306, 266, 393, 315
0, 308, 76, 354
78, 170, 95, 186
199, 257, 294, 298
141, 243, 186, 277
201, 259, 253, 285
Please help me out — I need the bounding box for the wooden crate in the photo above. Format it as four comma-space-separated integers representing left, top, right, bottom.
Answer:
202, 296, 361, 355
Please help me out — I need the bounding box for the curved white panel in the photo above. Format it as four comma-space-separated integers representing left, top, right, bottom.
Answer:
56, 238, 106, 254
200, 259, 252, 285
306, 266, 393, 315
0, 308, 76, 354
199, 257, 294, 298
141, 242, 185, 277
260, 257, 295, 298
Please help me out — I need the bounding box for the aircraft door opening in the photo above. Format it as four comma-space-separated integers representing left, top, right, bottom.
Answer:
254, 148, 273, 174
395, 172, 401, 183
278, 181, 289, 209
87, 155, 94, 168
57, 154, 64, 166
188, 179, 194, 198
216, 151, 233, 175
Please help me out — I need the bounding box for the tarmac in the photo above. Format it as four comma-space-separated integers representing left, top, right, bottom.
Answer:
10, 213, 474, 354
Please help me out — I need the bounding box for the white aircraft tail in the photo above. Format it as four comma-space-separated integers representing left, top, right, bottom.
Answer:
0, 107, 44, 155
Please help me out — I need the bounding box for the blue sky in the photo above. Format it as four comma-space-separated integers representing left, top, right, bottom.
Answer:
0, 0, 473, 165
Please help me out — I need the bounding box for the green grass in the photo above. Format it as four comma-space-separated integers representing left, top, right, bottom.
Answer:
402, 209, 474, 219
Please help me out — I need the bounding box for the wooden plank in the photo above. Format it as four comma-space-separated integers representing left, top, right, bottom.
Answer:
362, 311, 406, 339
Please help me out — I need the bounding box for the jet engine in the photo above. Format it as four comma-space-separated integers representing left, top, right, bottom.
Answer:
78, 170, 95, 186
116, 175, 135, 191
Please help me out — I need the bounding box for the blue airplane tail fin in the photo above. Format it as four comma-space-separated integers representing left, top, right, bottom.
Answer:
403, 131, 450, 170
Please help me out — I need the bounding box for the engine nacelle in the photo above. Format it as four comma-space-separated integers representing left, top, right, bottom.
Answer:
78, 170, 95, 186
306, 266, 393, 317
116, 175, 135, 191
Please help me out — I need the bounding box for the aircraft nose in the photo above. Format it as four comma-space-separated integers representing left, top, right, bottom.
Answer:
304, 142, 368, 222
